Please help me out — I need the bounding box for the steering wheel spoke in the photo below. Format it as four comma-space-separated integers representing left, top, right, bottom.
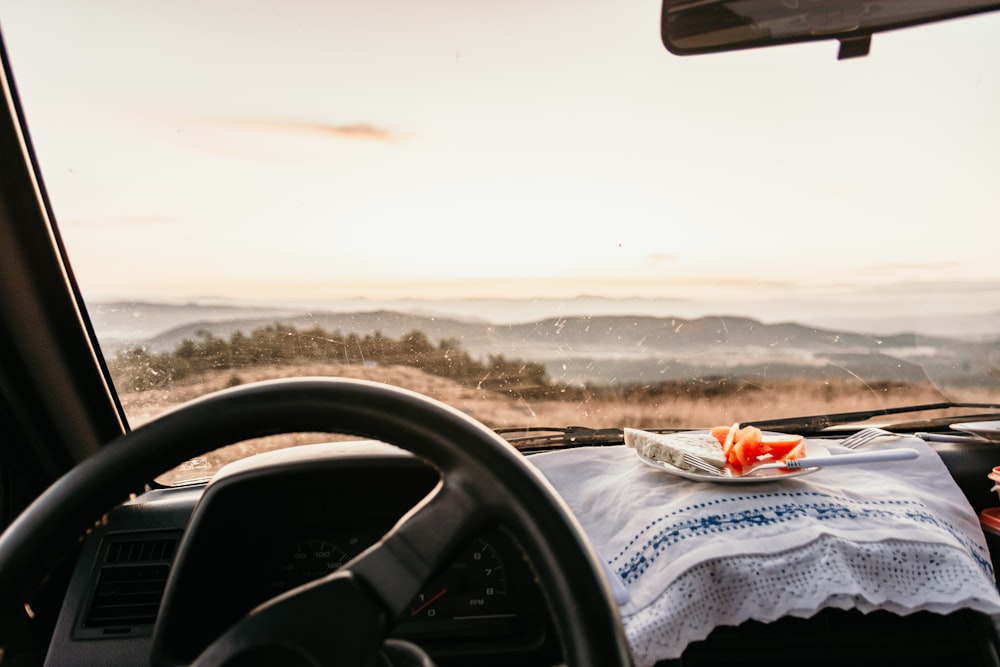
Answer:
350, 476, 490, 617
191, 571, 389, 667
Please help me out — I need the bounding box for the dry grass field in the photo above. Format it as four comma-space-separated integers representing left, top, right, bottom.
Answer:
124, 363, 999, 485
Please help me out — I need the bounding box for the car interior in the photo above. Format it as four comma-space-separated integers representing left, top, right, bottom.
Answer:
2, 1, 1000, 666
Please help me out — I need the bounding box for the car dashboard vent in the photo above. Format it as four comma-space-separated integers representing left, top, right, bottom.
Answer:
76, 532, 181, 638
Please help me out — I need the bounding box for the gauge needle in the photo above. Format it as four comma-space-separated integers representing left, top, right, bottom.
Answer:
410, 588, 448, 616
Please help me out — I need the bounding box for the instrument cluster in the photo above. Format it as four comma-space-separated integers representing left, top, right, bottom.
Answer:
151, 446, 554, 665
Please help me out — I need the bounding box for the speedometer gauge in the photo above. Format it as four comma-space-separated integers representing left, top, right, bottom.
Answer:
274, 538, 350, 590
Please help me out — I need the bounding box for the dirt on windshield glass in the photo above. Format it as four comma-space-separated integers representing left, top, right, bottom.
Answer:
119, 363, 998, 485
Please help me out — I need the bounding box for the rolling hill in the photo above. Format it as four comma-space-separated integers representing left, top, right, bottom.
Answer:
90, 303, 1000, 388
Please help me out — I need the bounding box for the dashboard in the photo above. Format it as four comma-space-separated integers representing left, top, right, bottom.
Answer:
44, 441, 558, 667
40, 437, 1000, 667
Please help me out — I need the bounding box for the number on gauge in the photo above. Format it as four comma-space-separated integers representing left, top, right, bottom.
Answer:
274, 538, 349, 591
406, 537, 510, 621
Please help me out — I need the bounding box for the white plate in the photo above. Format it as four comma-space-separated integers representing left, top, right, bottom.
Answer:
949, 421, 1000, 442
634, 434, 829, 484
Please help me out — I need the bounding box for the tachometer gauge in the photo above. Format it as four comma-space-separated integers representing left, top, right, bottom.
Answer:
399, 538, 516, 638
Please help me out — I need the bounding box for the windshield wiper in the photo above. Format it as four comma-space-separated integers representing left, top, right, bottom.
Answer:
745, 402, 1000, 433
497, 401, 1000, 451
497, 425, 702, 451
496, 426, 626, 450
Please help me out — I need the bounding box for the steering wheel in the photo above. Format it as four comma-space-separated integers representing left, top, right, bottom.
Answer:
0, 378, 633, 666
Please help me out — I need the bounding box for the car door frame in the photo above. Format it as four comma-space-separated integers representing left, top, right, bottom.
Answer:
0, 30, 125, 528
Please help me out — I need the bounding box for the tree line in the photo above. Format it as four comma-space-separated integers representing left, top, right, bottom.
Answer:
107, 324, 551, 394
108, 323, 860, 403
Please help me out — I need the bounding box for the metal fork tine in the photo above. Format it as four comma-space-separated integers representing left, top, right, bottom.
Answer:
681, 453, 726, 475
839, 427, 896, 449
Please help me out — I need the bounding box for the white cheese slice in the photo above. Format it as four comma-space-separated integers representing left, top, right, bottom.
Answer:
624, 428, 726, 471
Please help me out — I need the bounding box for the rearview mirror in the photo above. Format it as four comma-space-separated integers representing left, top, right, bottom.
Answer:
661, 0, 1000, 59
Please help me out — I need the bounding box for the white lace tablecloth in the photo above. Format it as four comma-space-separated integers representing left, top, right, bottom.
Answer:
528, 436, 1000, 667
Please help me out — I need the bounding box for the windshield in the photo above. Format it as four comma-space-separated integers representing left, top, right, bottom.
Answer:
2, 1, 999, 482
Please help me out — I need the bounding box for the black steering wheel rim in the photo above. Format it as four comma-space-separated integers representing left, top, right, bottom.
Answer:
0, 377, 632, 666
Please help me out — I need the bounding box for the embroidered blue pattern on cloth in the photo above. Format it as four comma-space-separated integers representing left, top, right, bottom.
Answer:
615, 491, 994, 584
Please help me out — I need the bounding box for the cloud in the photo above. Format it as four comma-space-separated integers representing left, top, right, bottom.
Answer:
183, 116, 403, 143
862, 279, 1000, 295
310, 122, 398, 142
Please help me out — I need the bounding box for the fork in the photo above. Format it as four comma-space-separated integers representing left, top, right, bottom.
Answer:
680, 452, 726, 475
838, 427, 899, 450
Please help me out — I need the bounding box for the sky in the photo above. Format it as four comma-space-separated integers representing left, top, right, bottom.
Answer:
2, 0, 1000, 329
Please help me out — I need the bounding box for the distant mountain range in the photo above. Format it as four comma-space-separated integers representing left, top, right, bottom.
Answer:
88, 301, 1000, 388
